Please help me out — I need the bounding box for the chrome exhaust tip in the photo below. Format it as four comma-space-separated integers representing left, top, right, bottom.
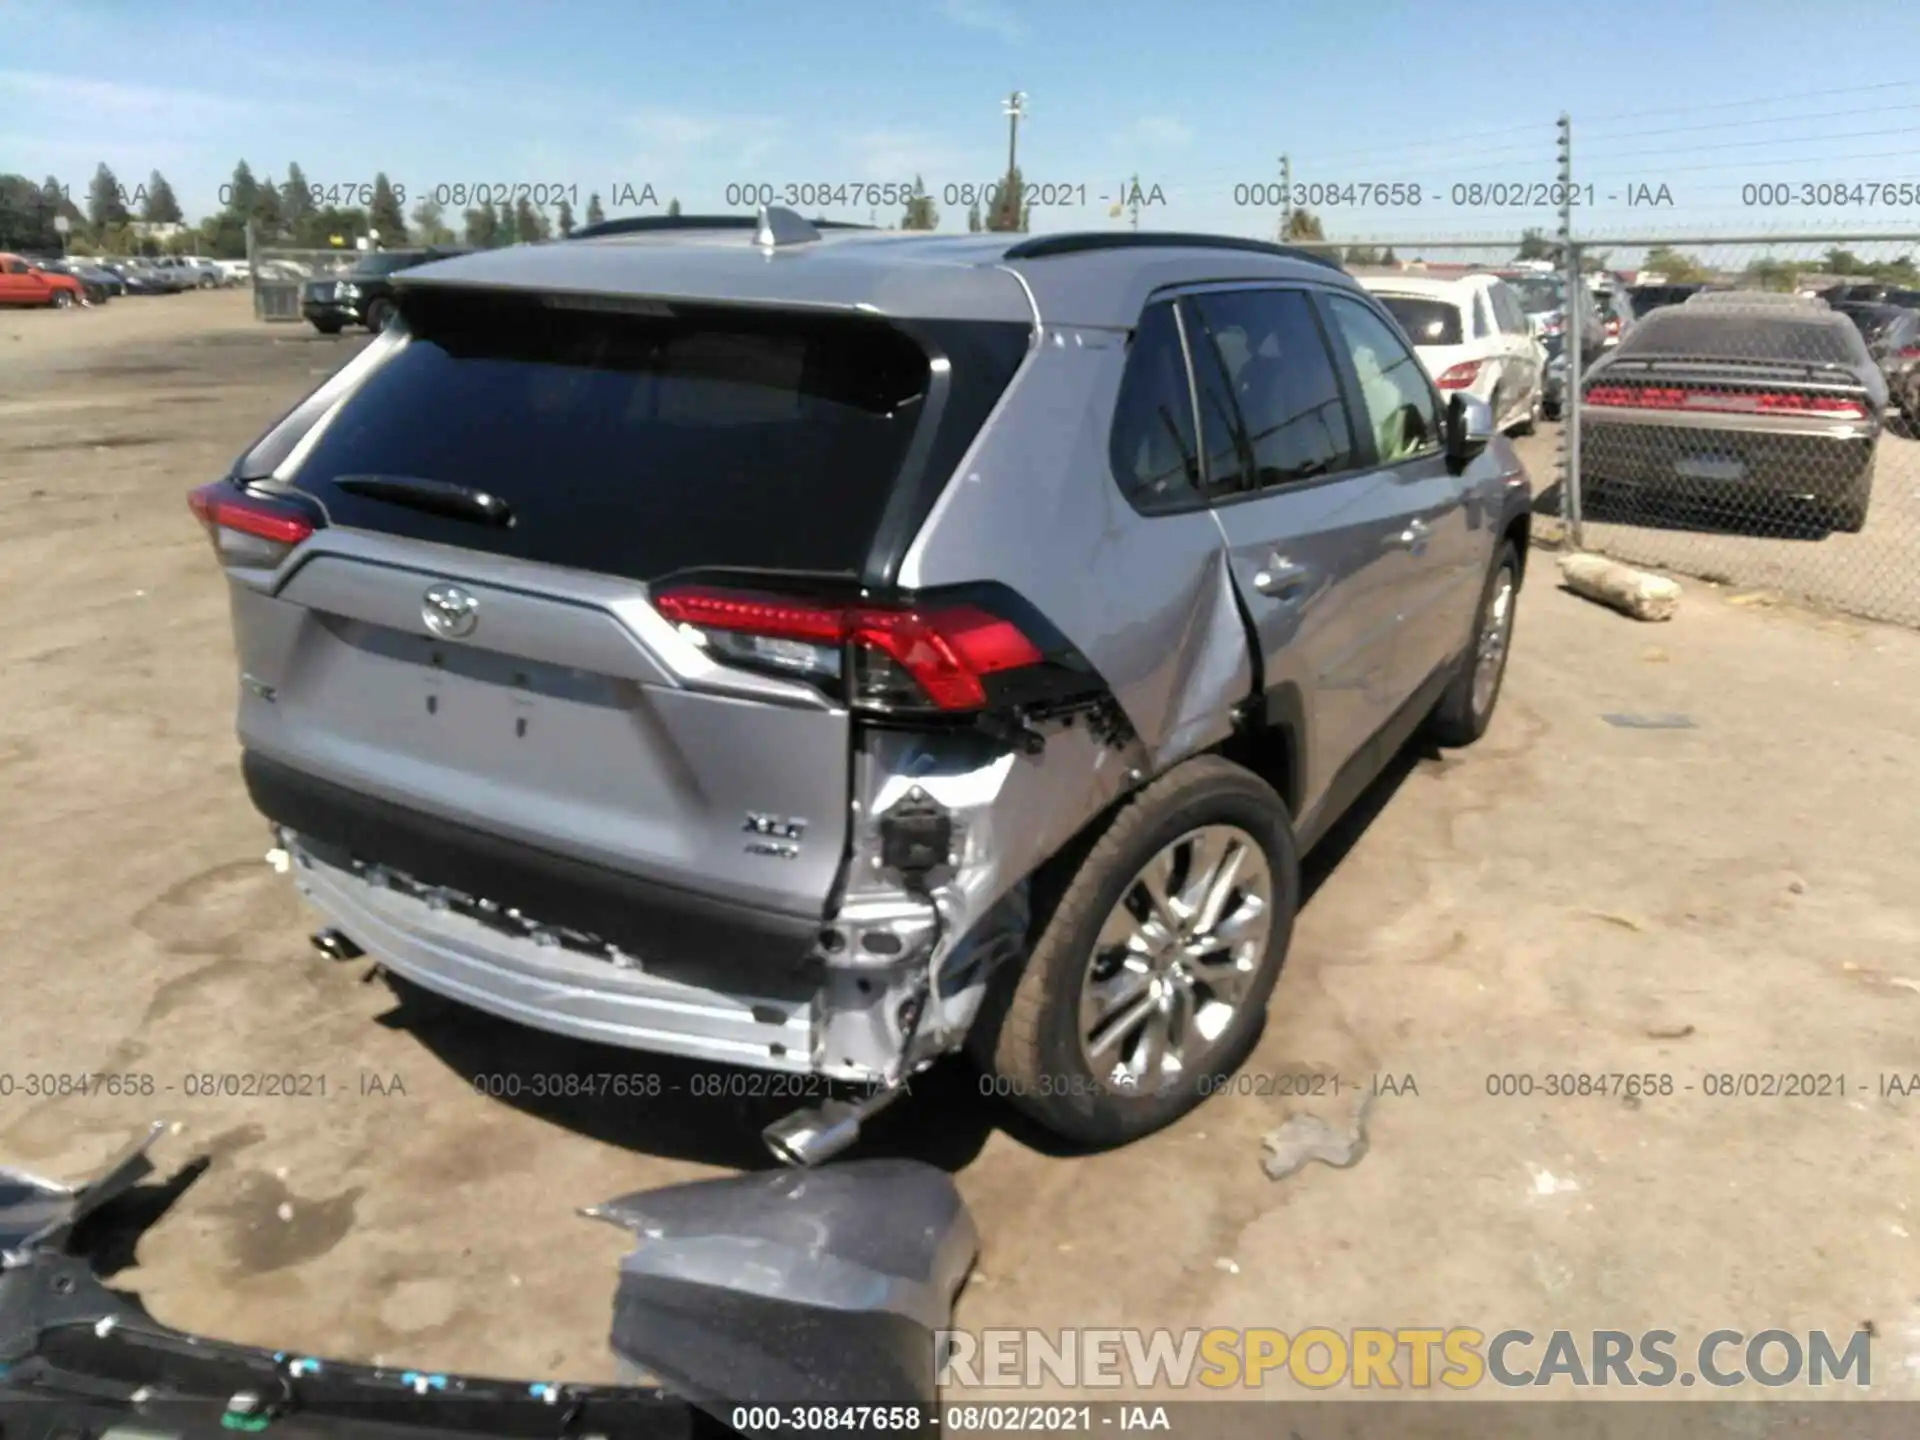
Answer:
763, 1085, 906, 1168
311, 928, 364, 961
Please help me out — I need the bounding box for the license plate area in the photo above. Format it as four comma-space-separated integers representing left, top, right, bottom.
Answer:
1672, 453, 1747, 484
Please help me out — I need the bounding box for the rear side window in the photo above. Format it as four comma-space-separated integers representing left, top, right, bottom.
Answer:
1109, 302, 1201, 514
1322, 295, 1445, 463
288, 295, 945, 584
1374, 294, 1464, 347
1187, 288, 1354, 493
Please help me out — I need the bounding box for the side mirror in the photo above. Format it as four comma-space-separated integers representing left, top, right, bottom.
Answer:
1446, 392, 1495, 469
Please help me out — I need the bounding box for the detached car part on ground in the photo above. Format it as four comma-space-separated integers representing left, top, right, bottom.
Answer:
0, 1125, 975, 1436
1580, 291, 1886, 533
190, 211, 1533, 1167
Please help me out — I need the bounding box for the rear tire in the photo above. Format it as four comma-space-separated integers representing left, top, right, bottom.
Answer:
1428, 539, 1520, 747
50, 290, 76, 310
364, 298, 393, 332
310, 319, 344, 336
977, 756, 1299, 1149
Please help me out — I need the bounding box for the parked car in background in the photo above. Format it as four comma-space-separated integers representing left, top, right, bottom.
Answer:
1832, 302, 1920, 424
1596, 284, 1639, 348
1580, 291, 1885, 532
1359, 272, 1545, 433
99, 259, 176, 295
1819, 283, 1920, 310
190, 217, 1534, 1163
1499, 272, 1607, 418
1626, 282, 1719, 316
0, 252, 87, 308
301, 246, 473, 333
31, 258, 120, 304
215, 259, 252, 285
148, 256, 221, 289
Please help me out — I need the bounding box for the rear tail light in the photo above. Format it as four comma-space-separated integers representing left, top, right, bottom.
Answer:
1898, 345, 1920, 359
1605, 317, 1621, 337
188, 481, 318, 567
654, 583, 1050, 715
1434, 360, 1483, 390
1583, 385, 1869, 419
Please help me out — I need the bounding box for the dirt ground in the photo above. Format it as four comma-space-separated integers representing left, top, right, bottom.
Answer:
3, 292, 1919, 1398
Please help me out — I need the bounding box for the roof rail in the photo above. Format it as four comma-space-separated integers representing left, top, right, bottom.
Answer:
1000, 231, 1349, 272
568, 214, 878, 241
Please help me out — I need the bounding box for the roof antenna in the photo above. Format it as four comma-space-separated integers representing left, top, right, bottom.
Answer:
755, 205, 822, 250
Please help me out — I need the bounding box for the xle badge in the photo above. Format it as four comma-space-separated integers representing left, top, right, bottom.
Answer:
744, 813, 808, 859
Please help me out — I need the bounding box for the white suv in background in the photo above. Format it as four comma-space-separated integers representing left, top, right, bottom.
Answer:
1358, 273, 1545, 435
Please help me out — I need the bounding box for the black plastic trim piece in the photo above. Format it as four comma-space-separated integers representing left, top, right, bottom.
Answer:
1002, 231, 1349, 272
241, 752, 825, 983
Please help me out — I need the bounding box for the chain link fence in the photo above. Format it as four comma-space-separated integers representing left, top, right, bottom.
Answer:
247, 240, 363, 323
1292, 225, 1920, 628
1565, 233, 1920, 628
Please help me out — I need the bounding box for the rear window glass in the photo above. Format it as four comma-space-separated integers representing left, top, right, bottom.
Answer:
1614, 308, 1866, 367
289, 295, 939, 583
1508, 278, 1563, 313
1374, 295, 1463, 347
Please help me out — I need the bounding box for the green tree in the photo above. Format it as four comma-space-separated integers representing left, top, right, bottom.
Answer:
555, 196, 576, 237
370, 173, 409, 245
281, 163, 317, 244
1282, 207, 1325, 242
1381, 246, 1398, 265
1515, 228, 1555, 261
585, 191, 606, 227
140, 170, 183, 225
87, 163, 129, 230
1642, 245, 1709, 282
410, 197, 457, 246
1742, 256, 1799, 292
1345, 244, 1382, 265
249, 169, 284, 237
667, 197, 682, 217
223, 160, 259, 222
900, 175, 938, 231
512, 196, 547, 244
966, 200, 982, 233
0, 174, 63, 251
986, 167, 1023, 231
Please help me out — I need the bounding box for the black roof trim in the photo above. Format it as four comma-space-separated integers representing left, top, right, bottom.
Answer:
568, 215, 879, 241
1001, 231, 1349, 272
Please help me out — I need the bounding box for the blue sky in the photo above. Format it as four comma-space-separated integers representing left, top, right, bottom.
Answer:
5, 0, 1920, 255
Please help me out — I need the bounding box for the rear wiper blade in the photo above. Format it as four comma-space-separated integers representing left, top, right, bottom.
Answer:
334, 474, 514, 528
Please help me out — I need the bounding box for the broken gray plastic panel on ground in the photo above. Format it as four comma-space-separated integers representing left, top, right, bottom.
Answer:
0, 1121, 164, 1265
587, 1158, 978, 1407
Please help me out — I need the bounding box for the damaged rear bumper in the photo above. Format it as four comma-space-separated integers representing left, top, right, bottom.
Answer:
1, 1125, 975, 1436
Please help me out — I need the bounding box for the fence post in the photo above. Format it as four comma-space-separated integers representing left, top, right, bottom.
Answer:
1556, 113, 1585, 548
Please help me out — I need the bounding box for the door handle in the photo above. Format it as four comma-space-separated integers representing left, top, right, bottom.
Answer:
1391, 517, 1432, 551
1252, 556, 1310, 603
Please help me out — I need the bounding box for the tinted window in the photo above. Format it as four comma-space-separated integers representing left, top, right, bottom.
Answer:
1374, 295, 1463, 347
1109, 302, 1201, 514
1323, 295, 1444, 463
1187, 289, 1353, 493
350, 252, 426, 277
1509, 277, 1562, 314
1473, 292, 1493, 339
1616, 308, 1868, 367
290, 294, 962, 583
1490, 284, 1523, 334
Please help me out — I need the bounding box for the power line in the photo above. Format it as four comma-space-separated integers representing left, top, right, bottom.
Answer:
1580, 78, 1920, 127
1588, 100, 1920, 144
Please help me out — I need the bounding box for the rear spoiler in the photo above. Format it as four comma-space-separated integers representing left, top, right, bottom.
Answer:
1588, 354, 1871, 388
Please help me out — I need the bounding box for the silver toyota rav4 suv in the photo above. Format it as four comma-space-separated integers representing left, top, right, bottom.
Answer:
190, 211, 1532, 1165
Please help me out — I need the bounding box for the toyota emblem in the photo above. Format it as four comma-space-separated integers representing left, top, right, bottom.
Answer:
422, 583, 479, 639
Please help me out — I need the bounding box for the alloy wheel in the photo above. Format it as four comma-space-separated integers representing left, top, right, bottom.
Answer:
1473, 563, 1517, 719
1078, 825, 1273, 1092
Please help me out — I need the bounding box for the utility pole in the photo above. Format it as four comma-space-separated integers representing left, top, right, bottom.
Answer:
1277, 154, 1293, 241
999, 90, 1027, 229
1127, 171, 1142, 231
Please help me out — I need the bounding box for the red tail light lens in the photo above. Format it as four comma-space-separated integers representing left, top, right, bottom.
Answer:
654, 584, 1045, 713
1898, 345, 1920, 359
188, 481, 317, 567
1605, 317, 1621, 337
1434, 360, 1482, 390
1583, 385, 1868, 419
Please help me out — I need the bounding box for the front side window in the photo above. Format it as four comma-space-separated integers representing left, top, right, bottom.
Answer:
1187, 288, 1354, 494
1323, 294, 1445, 464
1108, 301, 1201, 514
